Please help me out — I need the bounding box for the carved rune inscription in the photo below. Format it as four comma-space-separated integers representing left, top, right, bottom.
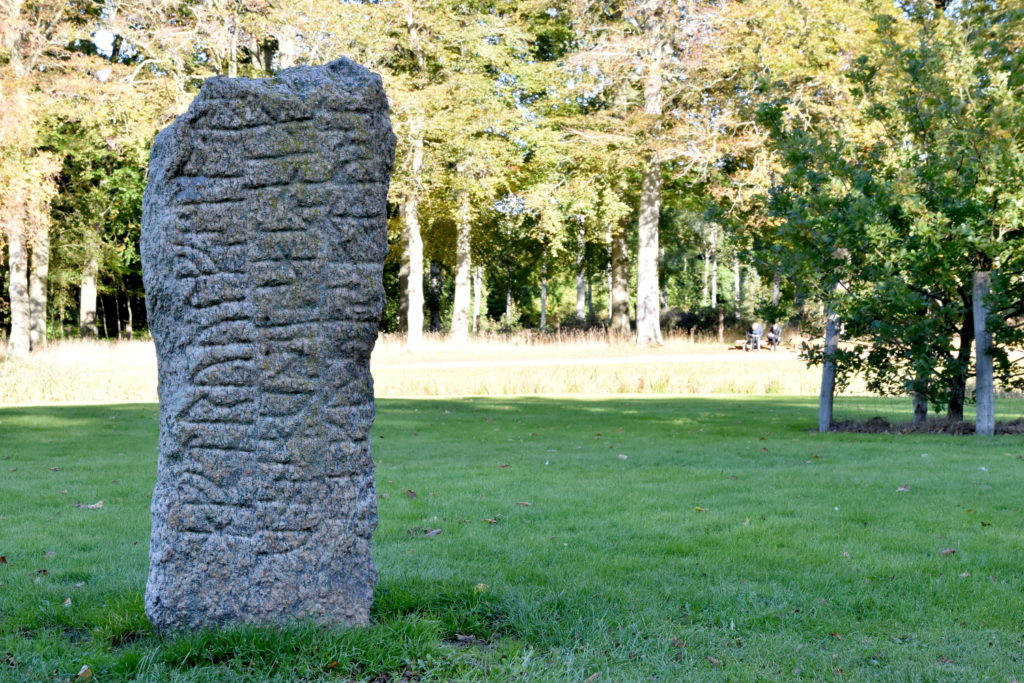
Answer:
141, 59, 396, 630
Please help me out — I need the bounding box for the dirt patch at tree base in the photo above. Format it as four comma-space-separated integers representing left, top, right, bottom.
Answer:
829, 417, 1024, 435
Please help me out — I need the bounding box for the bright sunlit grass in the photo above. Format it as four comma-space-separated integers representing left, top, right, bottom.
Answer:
2, 397, 1023, 680
0, 336, 823, 405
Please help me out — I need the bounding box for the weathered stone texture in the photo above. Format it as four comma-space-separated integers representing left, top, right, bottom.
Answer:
141, 58, 396, 631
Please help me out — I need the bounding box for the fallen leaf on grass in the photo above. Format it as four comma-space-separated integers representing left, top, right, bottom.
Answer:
49, 467, 61, 472
454, 633, 477, 643
829, 632, 844, 639
940, 547, 957, 556
694, 506, 706, 512
516, 501, 531, 506
404, 490, 417, 499
742, 518, 750, 526
74, 501, 103, 510
671, 638, 686, 648
474, 583, 488, 593
0, 556, 6, 565
959, 572, 971, 578
707, 656, 723, 666
584, 674, 600, 683
43, 551, 55, 559
63, 597, 72, 607
896, 484, 911, 492
938, 657, 957, 664
483, 517, 499, 524
840, 551, 851, 558
71, 664, 93, 681
407, 527, 442, 537
324, 661, 340, 670
617, 454, 628, 460
498, 463, 511, 469
74, 582, 85, 588
59, 490, 68, 495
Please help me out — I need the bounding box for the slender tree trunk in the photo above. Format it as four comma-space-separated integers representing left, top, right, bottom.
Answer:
401, 120, 425, 349
732, 253, 741, 309
635, 27, 664, 346
27, 229, 49, 351
6, 227, 30, 359
973, 271, 994, 436
710, 230, 718, 308
450, 186, 472, 342
505, 271, 513, 326
913, 392, 928, 425
472, 266, 482, 333
427, 261, 442, 332
79, 254, 99, 337
701, 250, 709, 307
97, 294, 105, 338
947, 310, 974, 422
587, 279, 594, 320
818, 306, 841, 432
124, 293, 134, 338
540, 254, 548, 331
717, 308, 724, 344
113, 292, 122, 339
575, 227, 586, 321
610, 227, 630, 334
636, 158, 662, 344
771, 270, 781, 306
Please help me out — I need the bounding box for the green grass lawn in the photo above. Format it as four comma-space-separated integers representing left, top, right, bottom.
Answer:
2, 397, 1023, 681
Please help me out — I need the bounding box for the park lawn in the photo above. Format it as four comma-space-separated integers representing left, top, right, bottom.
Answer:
1, 397, 1023, 681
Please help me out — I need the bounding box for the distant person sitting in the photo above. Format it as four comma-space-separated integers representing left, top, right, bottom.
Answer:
746, 322, 763, 351
766, 322, 782, 351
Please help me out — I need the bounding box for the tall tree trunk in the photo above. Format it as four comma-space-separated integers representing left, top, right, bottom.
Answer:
79, 253, 99, 337
472, 266, 482, 333
818, 305, 841, 432
123, 293, 134, 338
401, 120, 425, 349
732, 253, 741, 309
701, 250, 709, 307
771, 270, 781, 306
504, 270, 513, 326
6, 227, 30, 359
28, 229, 49, 350
947, 308, 974, 422
913, 391, 929, 424
610, 227, 630, 334
636, 158, 662, 345
587, 279, 594, 320
635, 26, 664, 346
717, 308, 725, 344
427, 261, 442, 333
973, 271, 994, 436
450, 186, 472, 342
575, 227, 586, 321
709, 230, 718, 308
540, 254, 548, 331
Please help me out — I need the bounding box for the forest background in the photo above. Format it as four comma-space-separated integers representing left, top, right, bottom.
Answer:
2, 0, 1023, 424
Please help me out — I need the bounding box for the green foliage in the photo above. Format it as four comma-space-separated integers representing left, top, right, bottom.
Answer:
757, 0, 1024, 413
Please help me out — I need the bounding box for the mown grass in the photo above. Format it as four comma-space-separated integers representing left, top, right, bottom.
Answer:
2, 397, 1024, 681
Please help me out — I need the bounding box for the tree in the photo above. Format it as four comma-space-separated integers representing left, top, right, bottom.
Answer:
758, 0, 1024, 422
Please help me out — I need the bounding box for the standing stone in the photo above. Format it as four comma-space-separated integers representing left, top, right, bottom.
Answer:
141, 58, 396, 630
